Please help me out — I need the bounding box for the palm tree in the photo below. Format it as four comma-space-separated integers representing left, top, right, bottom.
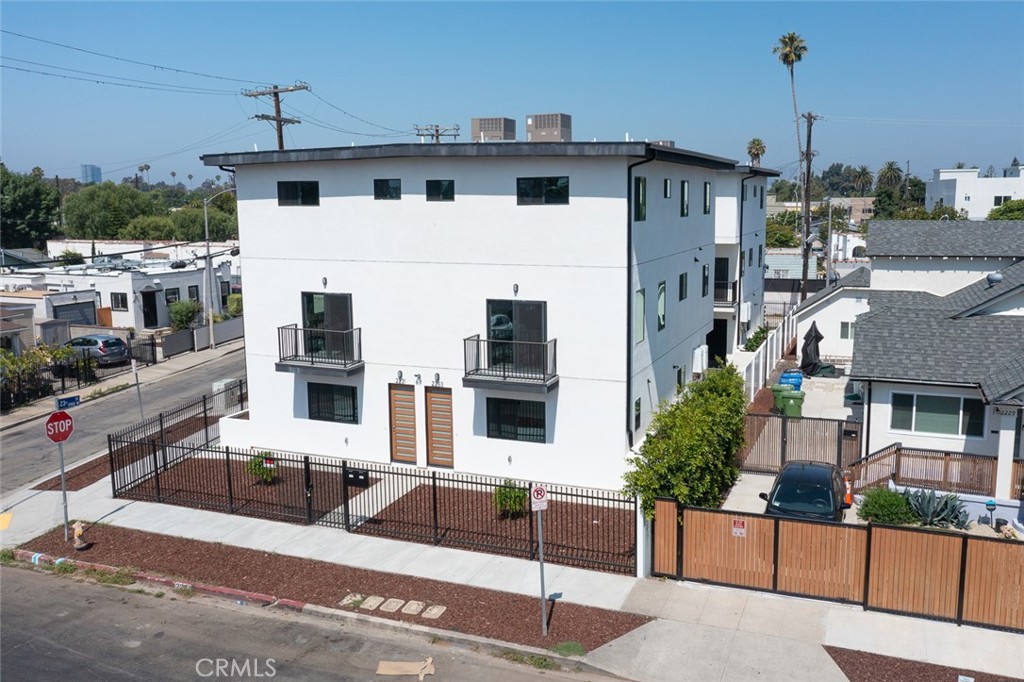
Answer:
954, 161, 966, 169
187, 174, 194, 188
877, 161, 903, 190
746, 138, 766, 167
772, 33, 808, 165
170, 171, 177, 186
852, 165, 873, 197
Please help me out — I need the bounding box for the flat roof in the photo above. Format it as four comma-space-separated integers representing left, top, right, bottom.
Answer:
202, 141, 752, 172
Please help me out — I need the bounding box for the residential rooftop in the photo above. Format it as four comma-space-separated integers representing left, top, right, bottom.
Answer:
866, 220, 1024, 258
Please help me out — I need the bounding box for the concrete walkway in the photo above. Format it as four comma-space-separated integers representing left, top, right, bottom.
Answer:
3, 459, 1022, 681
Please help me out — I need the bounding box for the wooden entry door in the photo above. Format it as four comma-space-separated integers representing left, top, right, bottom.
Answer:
425, 387, 454, 468
388, 384, 417, 464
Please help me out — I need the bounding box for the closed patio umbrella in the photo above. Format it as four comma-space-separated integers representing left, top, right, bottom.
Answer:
800, 321, 824, 376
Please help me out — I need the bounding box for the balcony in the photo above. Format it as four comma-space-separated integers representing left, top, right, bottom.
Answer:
463, 335, 558, 394
276, 324, 364, 377
714, 280, 738, 305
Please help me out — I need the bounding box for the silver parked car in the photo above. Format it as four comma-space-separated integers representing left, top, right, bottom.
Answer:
66, 334, 129, 366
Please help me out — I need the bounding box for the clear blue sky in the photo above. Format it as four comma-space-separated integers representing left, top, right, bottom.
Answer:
2, 1, 1022, 187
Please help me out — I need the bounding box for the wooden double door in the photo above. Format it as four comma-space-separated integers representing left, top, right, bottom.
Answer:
388, 384, 453, 467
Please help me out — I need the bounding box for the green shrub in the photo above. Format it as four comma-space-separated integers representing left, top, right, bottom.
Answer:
0, 548, 15, 565
246, 454, 276, 484
493, 479, 528, 518
53, 559, 77, 574
903, 488, 971, 530
168, 299, 202, 331
227, 293, 243, 317
743, 325, 770, 352
623, 365, 746, 517
857, 487, 917, 525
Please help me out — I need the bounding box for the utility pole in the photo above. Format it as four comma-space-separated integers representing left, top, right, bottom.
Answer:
799, 112, 819, 302
243, 84, 310, 150
414, 124, 460, 144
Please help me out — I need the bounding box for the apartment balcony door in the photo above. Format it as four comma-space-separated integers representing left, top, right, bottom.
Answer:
487, 300, 546, 374
302, 292, 353, 360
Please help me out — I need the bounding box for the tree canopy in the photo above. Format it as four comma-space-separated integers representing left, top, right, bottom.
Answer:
62, 182, 168, 239
988, 199, 1024, 220
0, 163, 62, 248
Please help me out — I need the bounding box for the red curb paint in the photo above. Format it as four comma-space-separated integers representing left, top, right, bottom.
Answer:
191, 582, 275, 606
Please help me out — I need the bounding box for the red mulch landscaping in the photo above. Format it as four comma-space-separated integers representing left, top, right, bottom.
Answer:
20, 524, 649, 652
825, 646, 1023, 682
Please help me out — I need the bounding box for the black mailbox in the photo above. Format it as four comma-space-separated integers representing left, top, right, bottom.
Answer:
345, 467, 369, 488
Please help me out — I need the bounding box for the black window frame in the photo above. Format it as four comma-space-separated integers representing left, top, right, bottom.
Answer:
307, 382, 358, 424
370, 178, 397, 199
703, 181, 712, 214
701, 264, 710, 297
188, 285, 200, 302
634, 176, 647, 221
516, 176, 569, 205
277, 181, 320, 206
680, 180, 689, 217
486, 398, 546, 443
110, 292, 128, 311
663, 178, 672, 199
679, 272, 688, 301
657, 281, 666, 331
164, 287, 180, 305
425, 179, 455, 202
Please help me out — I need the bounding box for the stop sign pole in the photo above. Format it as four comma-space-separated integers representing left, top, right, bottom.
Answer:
45, 410, 75, 542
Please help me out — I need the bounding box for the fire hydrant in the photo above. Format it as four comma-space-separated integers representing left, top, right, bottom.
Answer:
72, 520, 89, 551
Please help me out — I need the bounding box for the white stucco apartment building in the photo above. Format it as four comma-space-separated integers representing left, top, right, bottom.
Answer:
202, 142, 773, 490
924, 166, 1023, 219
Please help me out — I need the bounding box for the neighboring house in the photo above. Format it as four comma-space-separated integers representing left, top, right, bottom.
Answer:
924, 167, 1024, 219
847, 220, 1024, 499
830, 197, 875, 226
202, 141, 773, 490
0, 248, 49, 269
792, 267, 871, 367
0, 302, 35, 354
0, 259, 229, 331
711, 167, 781, 362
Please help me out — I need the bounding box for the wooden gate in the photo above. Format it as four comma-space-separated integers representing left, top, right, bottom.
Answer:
388, 384, 417, 464
425, 387, 453, 467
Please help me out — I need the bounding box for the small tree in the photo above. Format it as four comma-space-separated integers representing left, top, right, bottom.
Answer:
168, 299, 202, 331
988, 199, 1024, 220
623, 365, 746, 518
58, 249, 85, 266
226, 293, 243, 317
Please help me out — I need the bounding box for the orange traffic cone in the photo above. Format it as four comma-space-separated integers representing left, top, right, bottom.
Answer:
843, 475, 853, 506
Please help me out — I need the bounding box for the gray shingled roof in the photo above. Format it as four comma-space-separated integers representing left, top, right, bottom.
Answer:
867, 220, 1024, 258
794, 266, 871, 315
850, 259, 1024, 402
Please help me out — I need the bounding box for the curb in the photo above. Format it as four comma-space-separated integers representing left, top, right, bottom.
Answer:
11, 549, 603, 675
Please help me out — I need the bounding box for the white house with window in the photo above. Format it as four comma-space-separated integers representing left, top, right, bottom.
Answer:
792, 267, 871, 369
202, 142, 772, 490
849, 221, 1024, 499
924, 166, 1023, 220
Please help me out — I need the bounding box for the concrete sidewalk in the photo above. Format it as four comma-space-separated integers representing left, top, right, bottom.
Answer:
3, 464, 1021, 682
0, 338, 245, 432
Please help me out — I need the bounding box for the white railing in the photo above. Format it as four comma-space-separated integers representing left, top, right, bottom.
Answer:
734, 307, 797, 403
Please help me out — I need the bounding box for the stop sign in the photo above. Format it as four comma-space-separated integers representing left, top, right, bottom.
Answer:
45, 410, 74, 443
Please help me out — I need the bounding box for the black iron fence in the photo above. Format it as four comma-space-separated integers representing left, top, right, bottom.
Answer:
714, 280, 737, 304
109, 435, 635, 574
464, 335, 557, 383
1, 337, 157, 411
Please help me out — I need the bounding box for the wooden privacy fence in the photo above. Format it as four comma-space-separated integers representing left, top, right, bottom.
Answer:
848, 443, 999, 496
1012, 460, 1024, 500
738, 414, 862, 474
652, 501, 1024, 633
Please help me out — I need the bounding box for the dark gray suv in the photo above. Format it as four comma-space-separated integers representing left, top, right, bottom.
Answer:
759, 460, 851, 522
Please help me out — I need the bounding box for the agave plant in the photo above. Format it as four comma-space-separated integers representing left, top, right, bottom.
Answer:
903, 489, 971, 530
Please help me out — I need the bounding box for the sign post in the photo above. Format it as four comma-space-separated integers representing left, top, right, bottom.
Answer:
45, 410, 75, 542
531, 483, 549, 636
131, 359, 145, 420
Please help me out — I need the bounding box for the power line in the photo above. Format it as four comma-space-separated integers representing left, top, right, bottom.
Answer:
1, 56, 238, 94
1, 64, 239, 95
301, 83, 414, 135
822, 114, 1022, 128
0, 29, 262, 85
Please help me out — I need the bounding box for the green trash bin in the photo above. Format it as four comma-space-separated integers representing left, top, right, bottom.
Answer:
771, 384, 790, 411
782, 390, 805, 418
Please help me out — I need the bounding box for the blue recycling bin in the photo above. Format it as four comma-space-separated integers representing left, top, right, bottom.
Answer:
779, 370, 804, 392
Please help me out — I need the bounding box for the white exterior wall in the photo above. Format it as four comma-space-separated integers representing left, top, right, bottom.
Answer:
870, 257, 1016, 296
795, 290, 869, 363
924, 168, 1024, 219
865, 381, 998, 457
631, 163, 718, 436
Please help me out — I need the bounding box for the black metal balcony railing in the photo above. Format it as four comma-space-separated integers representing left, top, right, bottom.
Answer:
278, 324, 362, 367
464, 335, 557, 383
714, 280, 738, 304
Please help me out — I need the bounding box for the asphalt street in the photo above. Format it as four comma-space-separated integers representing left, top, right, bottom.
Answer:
0, 349, 246, 493
0, 567, 617, 682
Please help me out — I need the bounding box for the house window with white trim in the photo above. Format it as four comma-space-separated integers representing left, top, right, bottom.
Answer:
840, 322, 854, 339
890, 392, 985, 437
110, 292, 128, 311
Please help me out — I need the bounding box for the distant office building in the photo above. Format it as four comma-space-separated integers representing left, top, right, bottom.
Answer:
471, 118, 516, 142
80, 164, 102, 184
526, 113, 571, 142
